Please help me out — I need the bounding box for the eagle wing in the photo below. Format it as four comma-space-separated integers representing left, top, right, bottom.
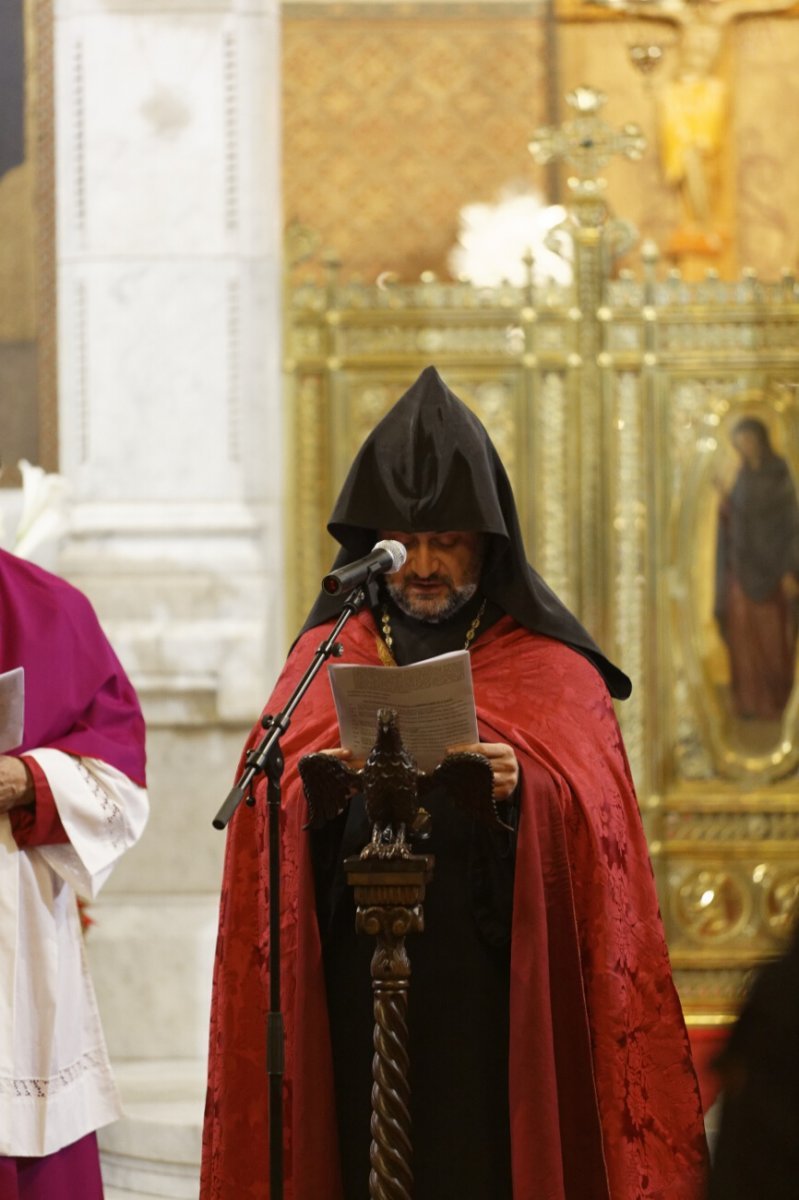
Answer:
298, 753, 360, 829
421, 751, 513, 832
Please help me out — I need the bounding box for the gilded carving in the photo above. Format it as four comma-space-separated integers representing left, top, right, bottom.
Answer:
289, 373, 330, 623
673, 697, 716, 781
760, 868, 799, 936
534, 372, 573, 608
673, 867, 751, 943
346, 383, 397, 465
673, 967, 753, 1016
612, 370, 646, 787
467, 380, 518, 480
665, 810, 799, 843
535, 321, 572, 353
668, 857, 799, 956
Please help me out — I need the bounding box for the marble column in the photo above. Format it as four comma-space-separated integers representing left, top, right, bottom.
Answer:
53, 0, 283, 1193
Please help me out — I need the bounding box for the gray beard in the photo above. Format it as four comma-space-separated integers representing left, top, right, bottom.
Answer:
385, 579, 479, 624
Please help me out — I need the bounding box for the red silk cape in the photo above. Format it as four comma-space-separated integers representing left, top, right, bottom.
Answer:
201, 612, 707, 1199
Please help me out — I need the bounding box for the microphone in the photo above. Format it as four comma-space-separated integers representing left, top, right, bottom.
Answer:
322, 539, 407, 595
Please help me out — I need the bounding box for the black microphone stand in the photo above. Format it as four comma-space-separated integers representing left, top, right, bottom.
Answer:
212, 580, 371, 1200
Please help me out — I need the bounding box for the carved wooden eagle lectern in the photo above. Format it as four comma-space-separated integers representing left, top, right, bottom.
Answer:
299, 707, 511, 858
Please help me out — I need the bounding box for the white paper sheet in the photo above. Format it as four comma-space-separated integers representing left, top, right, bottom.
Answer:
0, 667, 24, 754
328, 650, 478, 772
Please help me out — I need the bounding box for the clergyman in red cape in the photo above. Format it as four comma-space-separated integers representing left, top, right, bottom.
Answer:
201, 366, 707, 1199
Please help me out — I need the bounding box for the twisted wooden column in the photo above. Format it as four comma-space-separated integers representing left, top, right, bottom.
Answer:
344, 854, 434, 1200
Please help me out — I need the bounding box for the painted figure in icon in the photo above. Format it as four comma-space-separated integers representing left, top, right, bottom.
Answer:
715, 416, 799, 721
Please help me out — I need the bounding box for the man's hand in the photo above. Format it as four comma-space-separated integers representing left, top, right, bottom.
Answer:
446, 742, 519, 801
316, 748, 367, 772
318, 747, 364, 765
0, 755, 35, 815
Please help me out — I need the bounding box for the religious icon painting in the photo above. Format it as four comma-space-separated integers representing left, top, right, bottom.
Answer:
672, 388, 799, 782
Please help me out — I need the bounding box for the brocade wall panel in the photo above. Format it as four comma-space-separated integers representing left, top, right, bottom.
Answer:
282, 12, 549, 282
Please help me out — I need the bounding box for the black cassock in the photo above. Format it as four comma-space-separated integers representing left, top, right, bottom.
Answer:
310, 593, 516, 1200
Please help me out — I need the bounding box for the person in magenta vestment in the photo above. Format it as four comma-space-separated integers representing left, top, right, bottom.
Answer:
715, 417, 799, 721
201, 367, 707, 1199
0, 547, 148, 1200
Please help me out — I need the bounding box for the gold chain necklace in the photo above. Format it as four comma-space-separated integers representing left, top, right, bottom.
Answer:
380, 597, 487, 657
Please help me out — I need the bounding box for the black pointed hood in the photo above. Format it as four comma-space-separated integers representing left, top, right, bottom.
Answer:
328, 367, 509, 543
301, 366, 631, 699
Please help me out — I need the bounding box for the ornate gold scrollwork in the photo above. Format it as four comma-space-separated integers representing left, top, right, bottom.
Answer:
674, 867, 751, 943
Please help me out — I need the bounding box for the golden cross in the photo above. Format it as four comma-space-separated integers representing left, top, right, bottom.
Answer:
529, 86, 646, 200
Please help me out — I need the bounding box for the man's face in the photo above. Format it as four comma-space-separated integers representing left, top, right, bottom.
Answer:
379, 530, 485, 622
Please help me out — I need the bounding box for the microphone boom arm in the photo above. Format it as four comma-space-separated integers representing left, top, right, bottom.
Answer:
212, 579, 371, 830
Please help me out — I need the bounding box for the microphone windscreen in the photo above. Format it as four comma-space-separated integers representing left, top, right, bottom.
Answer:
374, 539, 407, 572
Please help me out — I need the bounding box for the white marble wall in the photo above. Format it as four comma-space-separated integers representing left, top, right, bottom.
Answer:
52, 0, 283, 1189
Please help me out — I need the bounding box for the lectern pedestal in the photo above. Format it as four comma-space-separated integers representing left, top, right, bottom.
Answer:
344, 853, 434, 1200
